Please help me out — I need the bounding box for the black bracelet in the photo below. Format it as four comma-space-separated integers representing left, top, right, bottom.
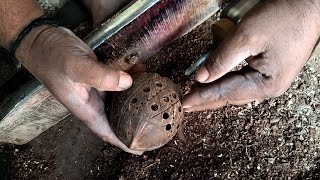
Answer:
9, 16, 59, 56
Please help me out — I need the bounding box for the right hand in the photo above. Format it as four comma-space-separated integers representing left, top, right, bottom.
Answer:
16, 25, 142, 155
183, 0, 320, 112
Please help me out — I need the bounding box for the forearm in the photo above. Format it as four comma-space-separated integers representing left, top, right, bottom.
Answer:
309, 0, 320, 35
0, 0, 43, 49
292, 0, 320, 36
306, 0, 320, 25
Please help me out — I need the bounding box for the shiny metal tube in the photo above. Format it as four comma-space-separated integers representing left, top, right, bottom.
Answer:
84, 0, 161, 50
222, 0, 261, 23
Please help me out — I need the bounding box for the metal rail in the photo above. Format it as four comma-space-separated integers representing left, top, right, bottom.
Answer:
84, 0, 161, 50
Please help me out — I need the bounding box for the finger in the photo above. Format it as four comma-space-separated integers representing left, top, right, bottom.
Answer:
71, 60, 133, 92
58, 29, 133, 91
87, 109, 144, 155
183, 67, 269, 112
87, 117, 143, 155
66, 87, 143, 155
196, 28, 265, 83
99, 119, 143, 155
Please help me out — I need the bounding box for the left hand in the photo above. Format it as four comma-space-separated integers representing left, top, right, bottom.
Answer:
16, 25, 142, 155
183, 0, 320, 112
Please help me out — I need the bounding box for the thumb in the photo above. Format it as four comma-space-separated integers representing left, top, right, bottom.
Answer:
196, 29, 264, 83
70, 56, 133, 91
183, 67, 268, 112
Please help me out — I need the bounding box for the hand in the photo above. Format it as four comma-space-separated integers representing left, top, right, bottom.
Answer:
183, 0, 320, 112
16, 25, 142, 155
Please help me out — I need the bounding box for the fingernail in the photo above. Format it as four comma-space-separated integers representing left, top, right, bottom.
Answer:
196, 67, 209, 82
183, 105, 192, 109
119, 72, 133, 90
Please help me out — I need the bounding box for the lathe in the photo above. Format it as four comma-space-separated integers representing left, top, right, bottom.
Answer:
1, 0, 319, 148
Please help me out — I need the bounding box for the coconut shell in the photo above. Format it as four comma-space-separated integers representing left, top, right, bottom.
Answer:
109, 73, 184, 151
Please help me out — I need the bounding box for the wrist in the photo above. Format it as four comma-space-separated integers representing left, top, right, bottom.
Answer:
0, 1, 44, 49
15, 25, 56, 66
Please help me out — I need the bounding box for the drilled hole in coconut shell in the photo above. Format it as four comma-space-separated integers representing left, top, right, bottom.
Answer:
131, 98, 138, 104
109, 73, 184, 151
156, 82, 163, 87
163, 112, 170, 119
151, 104, 159, 111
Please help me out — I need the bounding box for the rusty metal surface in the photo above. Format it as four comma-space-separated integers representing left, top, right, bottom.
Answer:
109, 73, 184, 151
